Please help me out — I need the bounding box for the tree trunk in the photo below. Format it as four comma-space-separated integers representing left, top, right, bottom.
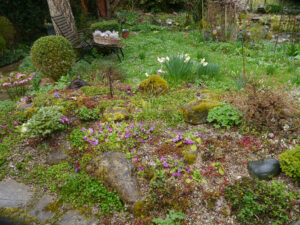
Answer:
97, 0, 107, 18
105, 0, 112, 18
47, 0, 78, 38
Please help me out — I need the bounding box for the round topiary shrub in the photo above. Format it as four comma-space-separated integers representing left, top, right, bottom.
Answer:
0, 16, 15, 48
30, 36, 76, 81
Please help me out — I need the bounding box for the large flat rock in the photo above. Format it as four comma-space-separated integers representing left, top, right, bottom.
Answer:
86, 151, 141, 205
57, 210, 98, 225
0, 180, 34, 208
28, 195, 55, 223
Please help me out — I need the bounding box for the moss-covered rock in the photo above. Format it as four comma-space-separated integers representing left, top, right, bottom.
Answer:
180, 97, 220, 125
86, 152, 141, 206
183, 151, 197, 165
103, 106, 129, 122
139, 75, 168, 95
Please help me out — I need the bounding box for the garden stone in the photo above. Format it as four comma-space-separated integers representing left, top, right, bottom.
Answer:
28, 195, 55, 223
18, 103, 33, 110
247, 159, 281, 180
0, 180, 34, 208
291, 220, 300, 225
57, 210, 98, 225
103, 107, 129, 122
181, 99, 220, 125
46, 151, 68, 165
46, 138, 70, 164
68, 78, 90, 89
86, 151, 141, 205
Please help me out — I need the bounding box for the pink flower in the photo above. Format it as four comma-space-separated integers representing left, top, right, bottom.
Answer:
61, 117, 70, 124
2, 82, 11, 87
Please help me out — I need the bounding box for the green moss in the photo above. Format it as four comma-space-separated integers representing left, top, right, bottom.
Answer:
133, 201, 147, 217
191, 99, 220, 113
279, 145, 300, 182
183, 152, 197, 165
139, 75, 168, 95
180, 98, 220, 125
44, 199, 63, 213
103, 107, 129, 122
81, 86, 109, 96
0, 207, 39, 224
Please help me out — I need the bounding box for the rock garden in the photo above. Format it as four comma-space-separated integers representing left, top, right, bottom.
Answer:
0, 0, 299, 224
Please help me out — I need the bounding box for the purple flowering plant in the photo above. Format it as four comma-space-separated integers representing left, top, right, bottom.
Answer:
114, 82, 137, 96
81, 122, 156, 151
0, 72, 35, 100
168, 130, 202, 152
153, 154, 190, 179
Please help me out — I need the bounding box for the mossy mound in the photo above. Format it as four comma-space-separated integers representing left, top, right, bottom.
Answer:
181, 99, 220, 125
139, 75, 168, 95
103, 107, 129, 122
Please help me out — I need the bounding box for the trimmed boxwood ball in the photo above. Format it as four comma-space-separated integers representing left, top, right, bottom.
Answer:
30, 36, 76, 81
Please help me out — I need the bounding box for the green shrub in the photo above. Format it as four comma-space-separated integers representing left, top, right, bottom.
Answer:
152, 210, 185, 225
91, 20, 120, 32
0, 47, 28, 67
21, 106, 67, 138
266, 4, 282, 14
163, 54, 193, 82
225, 178, 299, 225
279, 145, 300, 182
138, 0, 184, 12
265, 64, 277, 75
0, 36, 6, 56
131, 21, 166, 32
76, 106, 98, 121
30, 36, 76, 81
0, 16, 15, 48
207, 104, 243, 128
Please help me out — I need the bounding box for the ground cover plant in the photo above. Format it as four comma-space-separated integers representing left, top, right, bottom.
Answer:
0, 3, 300, 225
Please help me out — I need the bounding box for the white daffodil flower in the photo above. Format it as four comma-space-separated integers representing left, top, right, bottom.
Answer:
185, 56, 191, 63
145, 73, 149, 77
203, 62, 208, 67
201, 58, 206, 64
166, 56, 170, 61
157, 57, 166, 63
157, 69, 167, 74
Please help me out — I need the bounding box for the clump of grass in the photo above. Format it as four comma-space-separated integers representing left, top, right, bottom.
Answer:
265, 64, 277, 75
163, 54, 194, 83
196, 63, 220, 78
